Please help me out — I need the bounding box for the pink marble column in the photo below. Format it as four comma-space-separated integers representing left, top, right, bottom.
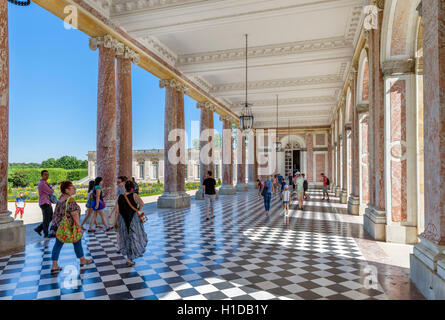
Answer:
351, 78, 360, 198
248, 130, 258, 185
208, 107, 215, 177
361, 115, 370, 205
199, 106, 209, 186
328, 133, 332, 181
176, 88, 186, 193
96, 44, 117, 201
220, 117, 235, 194
162, 85, 177, 194
305, 133, 313, 182
236, 130, 247, 191
0, 0, 9, 219
420, 0, 445, 245
336, 136, 342, 196
116, 57, 132, 179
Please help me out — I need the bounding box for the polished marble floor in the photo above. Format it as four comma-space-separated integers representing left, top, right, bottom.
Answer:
0, 189, 424, 300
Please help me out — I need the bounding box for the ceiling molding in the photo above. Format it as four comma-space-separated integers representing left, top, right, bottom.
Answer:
211, 74, 343, 94
138, 35, 178, 66
231, 96, 337, 108
112, 0, 217, 14
177, 37, 352, 66
84, 0, 112, 17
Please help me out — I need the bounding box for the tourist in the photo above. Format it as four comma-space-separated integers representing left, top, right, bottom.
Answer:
80, 180, 95, 230
115, 180, 148, 267
273, 175, 278, 196
88, 177, 112, 233
263, 176, 272, 215
257, 179, 263, 197
281, 184, 291, 218
203, 171, 217, 220
302, 173, 309, 200
112, 176, 128, 253
50, 181, 93, 274
14, 193, 26, 220
34, 170, 55, 238
277, 173, 284, 193
131, 177, 139, 194
321, 173, 330, 201
295, 172, 305, 210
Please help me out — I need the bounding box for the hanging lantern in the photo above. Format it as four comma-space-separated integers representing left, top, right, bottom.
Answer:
7, 0, 31, 6
239, 34, 254, 133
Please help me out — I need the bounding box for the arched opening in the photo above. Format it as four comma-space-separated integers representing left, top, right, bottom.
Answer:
279, 134, 307, 177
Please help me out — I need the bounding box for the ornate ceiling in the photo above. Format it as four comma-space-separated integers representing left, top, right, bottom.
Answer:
87, 0, 367, 128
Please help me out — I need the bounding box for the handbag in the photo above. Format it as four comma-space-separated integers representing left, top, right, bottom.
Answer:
123, 193, 147, 223
56, 196, 83, 243
261, 183, 268, 197
49, 194, 58, 204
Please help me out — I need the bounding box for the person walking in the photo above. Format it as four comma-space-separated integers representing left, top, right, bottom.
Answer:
88, 177, 112, 233
295, 172, 305, 210
203, 171, 217, 220
263, 176, 272, 215
321, 173, 330, 201
14, 193, 26, 220
112, 176, 128, 253
302, 173, 309, 200
281, 185, 292, 221
115, 180, 148, 267
80, 180, 95, 231
34, 170, 55, 238
50, 181, 93, 274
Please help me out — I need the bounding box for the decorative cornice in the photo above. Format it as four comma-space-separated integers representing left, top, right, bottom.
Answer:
85, 0, 111, 17
211, 75, 343, 93
159, 79, 189, 93
139, 36, 178, 66
197, 102, 216, 112
178, 37, 352, 66
231, 96, 337, 108
112, 0, 203, 14
89, 34, 140, 63
382, 59, 416, 76
189, 76, 213, 93
219, 115, 236, 123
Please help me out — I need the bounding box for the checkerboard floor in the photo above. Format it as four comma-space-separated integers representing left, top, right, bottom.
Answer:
0, 189, 390, 300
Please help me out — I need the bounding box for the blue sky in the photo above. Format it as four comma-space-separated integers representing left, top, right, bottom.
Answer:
8, 3, 222, 163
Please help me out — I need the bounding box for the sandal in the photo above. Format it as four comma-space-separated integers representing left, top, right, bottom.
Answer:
50, 266, 62, 274
80, 259, 93, 267
126, 261, 136, 267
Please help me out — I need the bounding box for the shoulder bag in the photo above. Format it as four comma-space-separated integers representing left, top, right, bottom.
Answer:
123, 194, 147, 223
56, 196, 83, 243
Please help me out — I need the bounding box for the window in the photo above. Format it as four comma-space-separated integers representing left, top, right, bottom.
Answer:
139, 162, 145, 179
152, 161, 159, 180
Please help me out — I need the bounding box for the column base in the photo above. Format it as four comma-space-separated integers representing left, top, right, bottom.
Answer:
347, 195, 360, 215
218, 185, 236, 195
236, 183, 247, 192
364, 205, 386, 241
247, 181, 258, 190
410, 236, 445, 299
195, 188, 204, 200
359, 203, 368, 216
386, 223, 419, 244
157, 192, 191, 209
0, 211, 26, 256
340, 189, 348, 204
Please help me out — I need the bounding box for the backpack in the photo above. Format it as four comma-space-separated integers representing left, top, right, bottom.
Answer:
261, 185, 268, 197
326, 178, 330, 186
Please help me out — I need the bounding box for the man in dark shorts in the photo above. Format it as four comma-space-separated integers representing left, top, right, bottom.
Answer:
203, 171, 216, 220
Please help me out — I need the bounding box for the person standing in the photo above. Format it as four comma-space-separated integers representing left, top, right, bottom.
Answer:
281, 185, 292, 218
321, 173, 330, 201
81, 180, 95, 230
50, 181, 93, 274
115, 180, 148, 267
88, 177, 112, 233
263, 176, 272, 215
203, 171, 216, 220
14, 193, 26, 220
131, 177, 139, 194
295, 172, 305, 210
302, 173, 309, 200
35, 170, 55, 238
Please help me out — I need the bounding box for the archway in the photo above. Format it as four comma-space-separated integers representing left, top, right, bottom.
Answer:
278, 134, 307, 177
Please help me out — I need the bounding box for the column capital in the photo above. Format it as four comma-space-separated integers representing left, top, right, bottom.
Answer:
197, 101, 216, 112
89, 34, 140, 64
219, 115, 235, 123
159, 79, 189, 94
382, 59, 416, 76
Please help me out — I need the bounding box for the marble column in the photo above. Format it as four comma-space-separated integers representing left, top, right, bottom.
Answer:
95, 41, 117, 203
207, 105, 215, 177
305, 133, 314, 183
341, 101, 349, 204
328, 132, 332, 187
195, 102, 215, 200
364, 3, 387, 241
219, 116, 235, 195
410, 0, 445, 300
247, 130, 258, 189
336, 134, 342, 197
360, 111, 370, 215
348, 68, 361, 215
236, 129, 247, 191
116, 56, 133, 179
0, 2, 25, 255
383, 60, 418, 244
157, 79, 190, 208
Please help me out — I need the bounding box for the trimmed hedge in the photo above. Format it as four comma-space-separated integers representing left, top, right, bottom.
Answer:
8, 168, 88, 186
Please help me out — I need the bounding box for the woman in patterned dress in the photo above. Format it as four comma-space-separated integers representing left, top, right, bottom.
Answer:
50, 181, 93, 274
115, 180, 148, 267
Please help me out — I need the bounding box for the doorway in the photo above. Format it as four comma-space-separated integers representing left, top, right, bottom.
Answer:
293, 150, 301, 173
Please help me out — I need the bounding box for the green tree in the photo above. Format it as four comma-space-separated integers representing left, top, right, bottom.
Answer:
11, 171, 28, 187
41, 158, 57, 168
192, 139, 200, 150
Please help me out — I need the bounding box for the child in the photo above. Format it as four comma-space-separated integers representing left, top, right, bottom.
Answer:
14, 193, 26, 220
281, 185, 291, 217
